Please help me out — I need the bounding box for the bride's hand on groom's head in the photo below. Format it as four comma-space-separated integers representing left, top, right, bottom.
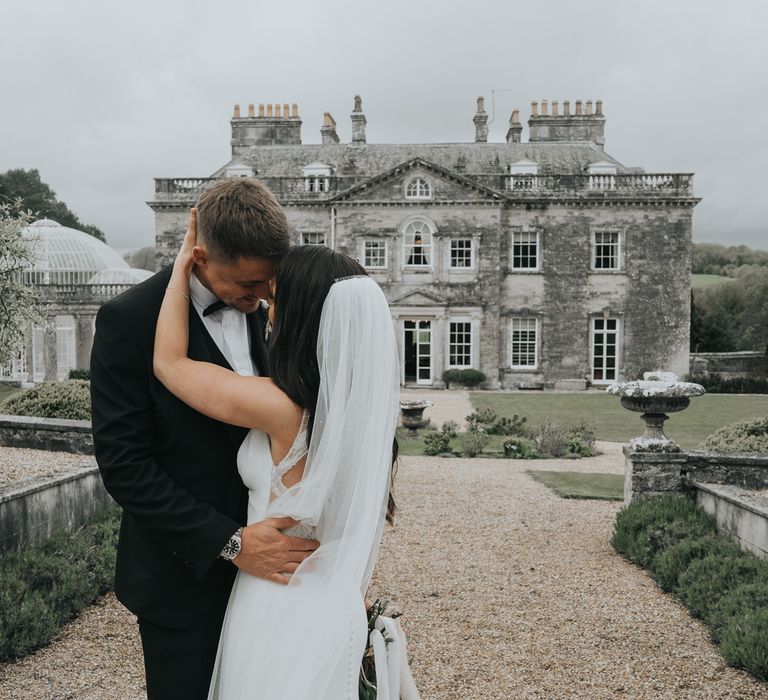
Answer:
174, 207, 198, 274
233, 517, 320, 585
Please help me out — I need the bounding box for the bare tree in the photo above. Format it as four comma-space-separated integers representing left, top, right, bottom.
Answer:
0, 204, 39, 368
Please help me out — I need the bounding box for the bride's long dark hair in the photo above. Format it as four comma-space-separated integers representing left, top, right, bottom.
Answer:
267, 245, 398, 524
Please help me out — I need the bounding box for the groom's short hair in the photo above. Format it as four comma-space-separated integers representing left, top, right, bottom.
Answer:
195, 178, 291, 261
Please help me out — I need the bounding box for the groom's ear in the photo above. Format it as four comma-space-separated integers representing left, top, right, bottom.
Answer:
192, 245, 208, 267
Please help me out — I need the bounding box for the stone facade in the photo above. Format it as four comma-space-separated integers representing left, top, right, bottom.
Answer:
151, 97, 699, 388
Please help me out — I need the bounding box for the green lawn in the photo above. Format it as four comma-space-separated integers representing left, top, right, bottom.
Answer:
471, 392, 768, 449
691, 273, 735, 289
526, 470, 624, 501
0, 384, 20, 407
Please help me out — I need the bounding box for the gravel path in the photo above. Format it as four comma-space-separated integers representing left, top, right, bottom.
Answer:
2, 449, 766, 699
400, 389, 474, 430
0, 446, 93, 491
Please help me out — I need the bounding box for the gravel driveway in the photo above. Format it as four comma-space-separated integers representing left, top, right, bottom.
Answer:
1, 447, 766, 699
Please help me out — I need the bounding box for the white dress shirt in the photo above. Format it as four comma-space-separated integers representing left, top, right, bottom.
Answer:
189, 273, 257, 377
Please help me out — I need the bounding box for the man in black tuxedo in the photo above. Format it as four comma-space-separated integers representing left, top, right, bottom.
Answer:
91, 178, 318, 698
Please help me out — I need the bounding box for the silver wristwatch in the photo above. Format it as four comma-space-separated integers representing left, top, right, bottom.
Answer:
220, 527, 243, 561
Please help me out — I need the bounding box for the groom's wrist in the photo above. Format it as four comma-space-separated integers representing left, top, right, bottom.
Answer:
219, 527, 243, 562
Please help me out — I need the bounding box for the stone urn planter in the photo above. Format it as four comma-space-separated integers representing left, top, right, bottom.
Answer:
607, 371, 705, 452
399, 400, 433, 435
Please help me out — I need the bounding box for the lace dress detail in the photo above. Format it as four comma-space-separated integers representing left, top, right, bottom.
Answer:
270, 410, 316, 539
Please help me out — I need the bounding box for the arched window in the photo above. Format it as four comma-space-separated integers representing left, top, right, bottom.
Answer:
405, 177, 431, 200
403, 220, 433, 267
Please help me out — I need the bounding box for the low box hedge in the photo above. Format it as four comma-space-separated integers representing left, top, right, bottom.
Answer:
612, 494, 768, 681
0, 506, 120, 660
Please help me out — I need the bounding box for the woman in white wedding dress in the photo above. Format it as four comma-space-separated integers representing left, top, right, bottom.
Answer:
154, 214, 419, 699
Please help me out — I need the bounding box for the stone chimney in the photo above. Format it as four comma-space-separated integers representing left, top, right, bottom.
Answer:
350, 95, 367, 145
527, 98, 606, 147
230, 101, 302, 156
321, 112, 340, 144
474, 96, 488, 143
506, 109, 522, 143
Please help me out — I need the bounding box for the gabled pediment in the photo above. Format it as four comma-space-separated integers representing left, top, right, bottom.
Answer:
390, 288, 446, 306
330, 157, 503, 204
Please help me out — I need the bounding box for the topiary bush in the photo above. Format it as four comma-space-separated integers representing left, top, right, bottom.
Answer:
442, 368, 486, 388
1, 380, 91, 420
0, 506, 120, 660
701, 416, 768, 454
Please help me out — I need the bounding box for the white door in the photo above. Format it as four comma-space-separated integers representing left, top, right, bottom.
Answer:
403, 320, 432, 385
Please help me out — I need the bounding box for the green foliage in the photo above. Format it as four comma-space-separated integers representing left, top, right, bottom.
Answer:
692, 242, 768, 276
0, 205, 40, 368
652, 534, 734, 592
423, 430, 452, 456
68, 369, 91, 381
709, 582, 768, 644
701, 416, 768, 454
611, 494, 715, 568
2, 380, 91, 420
687, 373, 768, 395
503, 437, 538, 459
440, 421, 458, 438
490, 414, 528, 437
125, 245, 157, 272
564, 436, 592, 457
719, 608, 768, 680
459, 431, 490, 457
0, 168, 105, 241
0, 506, 120, 660
442, 368, 486, 388
465, 408, 498, 433
677, 552, 767, 622
534, 418, 568, 457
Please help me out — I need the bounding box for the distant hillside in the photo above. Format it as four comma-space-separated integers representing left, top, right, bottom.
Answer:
693, 242, 768, 276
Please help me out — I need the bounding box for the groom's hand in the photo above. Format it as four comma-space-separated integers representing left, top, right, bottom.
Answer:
233, 517, 319, 585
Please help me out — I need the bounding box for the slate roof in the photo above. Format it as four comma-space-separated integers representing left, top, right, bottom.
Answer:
212, 141, 628, 179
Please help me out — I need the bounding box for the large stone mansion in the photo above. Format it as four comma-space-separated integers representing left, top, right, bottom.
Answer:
151, 97, 699, 389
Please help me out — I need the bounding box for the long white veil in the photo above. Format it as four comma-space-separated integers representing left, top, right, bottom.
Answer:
212, 276, 401, 699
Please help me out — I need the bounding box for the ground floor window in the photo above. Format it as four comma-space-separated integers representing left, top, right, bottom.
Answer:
448, 321, 472, 367
592, 317, 619, 381
301, 232, 326, 246
509, 317, 538, 368
56, 315, 76, 381
403, 320, 432, 384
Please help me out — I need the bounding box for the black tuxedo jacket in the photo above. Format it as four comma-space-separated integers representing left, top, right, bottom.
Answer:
90, 267, 268, 629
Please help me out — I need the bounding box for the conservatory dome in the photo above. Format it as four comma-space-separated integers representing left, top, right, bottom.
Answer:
88, 268, 154, 285
22, 219, 135, 285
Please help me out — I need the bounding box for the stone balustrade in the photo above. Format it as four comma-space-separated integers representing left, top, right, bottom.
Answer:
37, 283, 133, 303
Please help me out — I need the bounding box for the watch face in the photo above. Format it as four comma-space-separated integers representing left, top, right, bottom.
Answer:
222, 537, 241, 559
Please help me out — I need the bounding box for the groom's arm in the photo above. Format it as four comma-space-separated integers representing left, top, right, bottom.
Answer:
91, 299, 239, 581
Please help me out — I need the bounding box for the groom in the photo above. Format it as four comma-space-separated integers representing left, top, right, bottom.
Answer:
91, 178, 319, 699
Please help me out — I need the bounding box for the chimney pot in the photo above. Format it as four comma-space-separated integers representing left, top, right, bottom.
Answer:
541, 99, 548, 116
575, 100, 583, 116
511, 109, 520, 124
283, 103, 290, 119
531, 101, 539, 116
552, 100, 559, 116
266, 104, 273, 117
291, 103, 299, 118
563, 99, 570, 115
586, 100, 593, 115
233, 104, 241, 118
595, 99, 603, 116
353, 95, 362, 113
275, 104, 282, 118
258, 104, 265, 117
247, 103, 255, 118
477, 96, 486, 113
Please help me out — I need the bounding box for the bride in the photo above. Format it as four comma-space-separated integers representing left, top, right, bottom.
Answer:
153, 211, 419, 699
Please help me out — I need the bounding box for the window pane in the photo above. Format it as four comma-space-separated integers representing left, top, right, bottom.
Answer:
512, 231, 538, 269
510, 318, 537, 367
449, 321, 472, 367
450, 239, 473, 268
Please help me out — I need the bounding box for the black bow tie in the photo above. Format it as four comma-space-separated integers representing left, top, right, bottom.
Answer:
203, 300, 229, 317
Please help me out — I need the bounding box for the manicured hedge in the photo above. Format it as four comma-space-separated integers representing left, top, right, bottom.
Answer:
612, 495, 768, 681
1, 380, 91, 420
0, 506, 120, 660
701, 416, 768, 454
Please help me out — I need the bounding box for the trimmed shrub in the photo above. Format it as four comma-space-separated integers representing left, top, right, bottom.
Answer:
565, 437, 592, 458
2, 380, 91, 420
442, 369, 486, 388
676, 552, 767, 623
0, 506, 120, 660
720, 608, 768, 680
566, 420, 596, 452
709, 582, 768, 644
701, 416, 768, 455
459, 431, 490, 457
423, 431, 451, 456
611, 494, 714, 569
67, 369, 91, 381
465, 409, 498, 433
503, 437, 538, 459
652, 533, 734, 592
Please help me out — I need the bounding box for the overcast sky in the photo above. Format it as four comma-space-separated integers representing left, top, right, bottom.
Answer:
2, 0, 766, 252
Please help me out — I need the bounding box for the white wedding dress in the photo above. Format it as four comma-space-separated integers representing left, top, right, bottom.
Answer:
207, 276, 419, 700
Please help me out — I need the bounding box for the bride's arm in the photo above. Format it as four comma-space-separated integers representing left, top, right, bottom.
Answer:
153, 208, 296, 434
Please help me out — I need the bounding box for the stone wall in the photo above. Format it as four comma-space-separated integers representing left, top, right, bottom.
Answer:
0, 415, 93, 455
689, 351, 768, 379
